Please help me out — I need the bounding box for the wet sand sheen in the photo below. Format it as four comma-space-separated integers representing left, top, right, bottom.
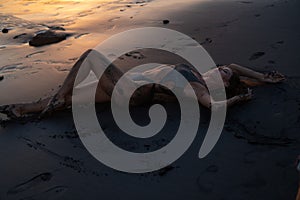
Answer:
0, 0, 153, 104
0, 0, 210, 104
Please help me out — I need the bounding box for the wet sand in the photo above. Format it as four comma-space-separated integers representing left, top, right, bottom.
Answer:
0, 0, 300, 199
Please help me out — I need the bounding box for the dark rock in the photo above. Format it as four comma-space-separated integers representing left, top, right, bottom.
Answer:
163, 20, 170, 24
2, 28, 9, 33
0, 76, 3, 81
29, 30, 70, 47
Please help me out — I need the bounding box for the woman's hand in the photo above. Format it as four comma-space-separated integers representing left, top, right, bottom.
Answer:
262, 71, 286, 83
237, 88, 253, 102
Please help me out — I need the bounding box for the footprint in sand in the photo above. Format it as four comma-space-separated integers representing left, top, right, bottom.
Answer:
125, 51, 145, 59
7, 172, 53, 195
200, 38, 213, 45
217, 18, 239, 28
238, 1, 253, 4
0, 63, 31, 73
249, 52, 265, 60
265, 4, 275, 8
108, 17, 121, 23
19, 186, 68, 200
77, 10, 94, 18
25, 51, 45, 58
55, 66, 70, 72
270, 40, 284, 49
74, 33, 89, 39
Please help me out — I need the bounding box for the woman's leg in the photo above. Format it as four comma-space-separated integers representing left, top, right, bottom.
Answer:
0, 49, 121, 118
40, 49, 127, 116
51, 49, 125, 101
41, 49, 95, 113
0, 98, 51, 118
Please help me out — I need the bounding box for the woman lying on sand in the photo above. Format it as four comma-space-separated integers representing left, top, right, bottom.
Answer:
0, 49, 285, 119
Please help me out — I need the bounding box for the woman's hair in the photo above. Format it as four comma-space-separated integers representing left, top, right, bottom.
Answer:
225, 72, 247, 98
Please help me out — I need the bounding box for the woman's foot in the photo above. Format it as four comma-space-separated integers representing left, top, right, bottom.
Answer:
39, 94, 66, 118
0, 104, 24, 119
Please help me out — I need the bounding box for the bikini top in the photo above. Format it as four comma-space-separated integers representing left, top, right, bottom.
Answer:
129, 63, 207, 89
172, 64, 206, 86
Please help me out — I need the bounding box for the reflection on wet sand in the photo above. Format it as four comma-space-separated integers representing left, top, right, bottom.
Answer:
0, 0, 159, 104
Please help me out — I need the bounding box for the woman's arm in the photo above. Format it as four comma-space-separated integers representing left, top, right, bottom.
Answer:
198, 91, 252, 109
190, 82, 252, 109
227, 63, 285, 83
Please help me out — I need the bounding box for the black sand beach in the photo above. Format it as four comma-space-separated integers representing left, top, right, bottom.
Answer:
0, 0, 300, 199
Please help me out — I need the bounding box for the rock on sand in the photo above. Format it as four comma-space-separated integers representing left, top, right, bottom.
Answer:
29, 30, 71, 47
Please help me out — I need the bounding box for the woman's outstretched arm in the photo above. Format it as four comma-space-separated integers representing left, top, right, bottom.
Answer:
189, 82, 252, 109
227, 63, 285, 83
197, 91, 252, 109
